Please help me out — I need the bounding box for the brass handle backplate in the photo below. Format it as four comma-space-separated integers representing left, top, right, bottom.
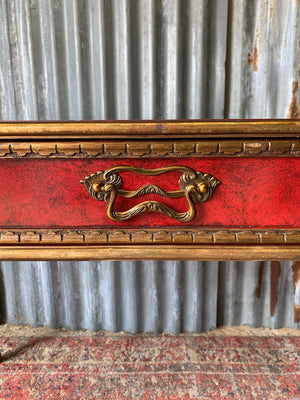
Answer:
81, 165, 220, 223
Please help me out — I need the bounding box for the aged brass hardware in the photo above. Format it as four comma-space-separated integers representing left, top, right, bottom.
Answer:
81, 165, 220, 223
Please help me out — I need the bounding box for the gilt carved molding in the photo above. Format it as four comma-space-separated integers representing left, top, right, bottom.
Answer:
0, 140, 298, 158
0, 229, 299, 245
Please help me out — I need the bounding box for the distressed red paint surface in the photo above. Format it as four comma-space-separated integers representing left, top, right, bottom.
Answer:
0, 157, 299, 228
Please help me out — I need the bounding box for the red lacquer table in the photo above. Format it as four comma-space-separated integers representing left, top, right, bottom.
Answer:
0, 120, 298, 260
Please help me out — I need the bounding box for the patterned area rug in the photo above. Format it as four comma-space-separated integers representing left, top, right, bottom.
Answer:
0, 335, 299, 399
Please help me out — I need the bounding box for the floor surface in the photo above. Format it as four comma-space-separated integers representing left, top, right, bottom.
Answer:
0, 325, 299, 399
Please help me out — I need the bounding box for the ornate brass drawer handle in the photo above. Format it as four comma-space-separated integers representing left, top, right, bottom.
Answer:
81, 166, 220, 222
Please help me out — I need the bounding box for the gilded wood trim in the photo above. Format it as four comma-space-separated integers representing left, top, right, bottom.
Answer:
0, 245, 298, 261
0, 140, 298, 157
0, 229, 299, 245
0, 120, 300, 139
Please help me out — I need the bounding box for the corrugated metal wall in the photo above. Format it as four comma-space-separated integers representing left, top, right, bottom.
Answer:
0, 0, 299, 333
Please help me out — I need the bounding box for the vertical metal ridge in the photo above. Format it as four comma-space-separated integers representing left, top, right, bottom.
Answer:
99, 261, 118, 332
62, 0, 82, 119
271, 261, 295, 329
77, 262, 97, 332
0, 262, 18, 324
206, 0, 229, 118
161, 261, 182, 333
55, 262, 75, 330
29, 1, 60, 119
234, 261, 258, 326
5, 0, 38, 119
118, 261, 139, 333
185, 0, 209, 118
35, 261, 55, 328
85, 0, 107, 119
224, 0, 247, 118
217, 261, 235, 326
182, 261, 203, 332
112, 0, 132, 119
161, 0, 183, 119
53, 0, 82, 119
0, 0, 16, 120
138, 0, 156, 119
139, 261, 161, 333
201, 262, 219, 332
254, 261, 271, 327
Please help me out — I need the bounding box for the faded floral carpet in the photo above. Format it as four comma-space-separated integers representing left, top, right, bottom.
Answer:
0, 335, 299, 399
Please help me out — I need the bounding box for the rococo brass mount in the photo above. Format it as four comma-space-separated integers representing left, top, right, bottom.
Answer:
81, 165, 220, 222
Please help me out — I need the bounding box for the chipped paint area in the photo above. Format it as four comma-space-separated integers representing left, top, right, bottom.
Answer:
270, 262, 281, 317
292, 262, 300, 292
248, 39, 259, 72
287, 81, 300, 119
255, 261, 282, 318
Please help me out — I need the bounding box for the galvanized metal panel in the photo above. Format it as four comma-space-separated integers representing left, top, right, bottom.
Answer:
0, 0, 299, 332
0, 261, 298, 332
225, 0, 300, 118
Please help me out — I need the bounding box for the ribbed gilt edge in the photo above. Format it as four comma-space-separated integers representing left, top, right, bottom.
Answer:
0, 229, 299, 245
0, 140, 298, 157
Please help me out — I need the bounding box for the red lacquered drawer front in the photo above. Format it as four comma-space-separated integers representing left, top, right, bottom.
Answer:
0, 157, 299, 229
0, 121, 299, 260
